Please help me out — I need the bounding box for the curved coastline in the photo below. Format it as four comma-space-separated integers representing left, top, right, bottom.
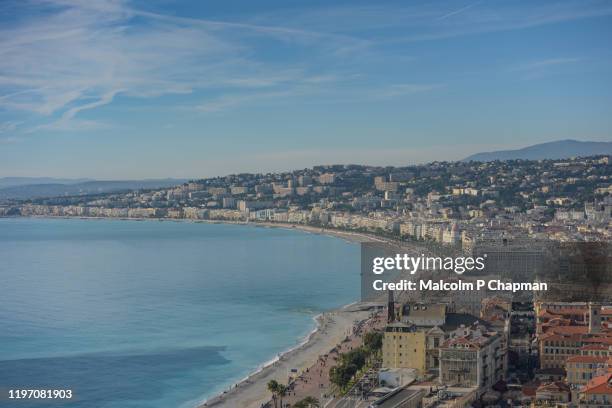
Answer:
198, 302, 372, 408
3, 216, 380, 408
1, 214, 389, 245
210, 312, 328, 401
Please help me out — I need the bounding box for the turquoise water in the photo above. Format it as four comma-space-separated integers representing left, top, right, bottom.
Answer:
0, 218, 360, 408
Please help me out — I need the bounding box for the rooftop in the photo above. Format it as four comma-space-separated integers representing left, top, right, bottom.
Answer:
583, 373, 612, 395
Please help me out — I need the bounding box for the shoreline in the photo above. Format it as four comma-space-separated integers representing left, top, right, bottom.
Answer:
2, 215, 389, 245
3, 215, 385, 407
250, 221, 389, 244
198, 302, 376, 408
202, 309, 335, 406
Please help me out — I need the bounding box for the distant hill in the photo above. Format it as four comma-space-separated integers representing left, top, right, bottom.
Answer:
0, 179, 188, 200
463, 139, 612, 162
0, 177, 92, 189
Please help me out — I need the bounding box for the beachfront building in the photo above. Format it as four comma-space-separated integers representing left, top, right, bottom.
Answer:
383, 303, 492, 379
382, 305, 445, 376
382, 323, 427, 375
400, 303, 446, 373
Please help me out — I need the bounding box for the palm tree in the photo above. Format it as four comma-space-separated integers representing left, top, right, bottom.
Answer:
267, 380, 279, 408
277, 383, 287, 408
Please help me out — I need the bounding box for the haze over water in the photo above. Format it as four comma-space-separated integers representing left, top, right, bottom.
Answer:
0, 218, 360, 408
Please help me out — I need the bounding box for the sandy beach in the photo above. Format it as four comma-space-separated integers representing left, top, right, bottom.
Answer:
199, 303, 377, 408
251, 222, 389, 244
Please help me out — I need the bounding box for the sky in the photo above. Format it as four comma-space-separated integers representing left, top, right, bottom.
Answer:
0, 0, 611, 179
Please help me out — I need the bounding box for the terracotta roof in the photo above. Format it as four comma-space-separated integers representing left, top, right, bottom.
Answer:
583, 373, 612, 395
537, 381, 570, 393
540, 332, 584, 342
522, 381, 540, 397
540, 307, 588, 317
567, 355, 609, 364
546, 317, 573, 325
540, 331, 612, 346
548, 326, 589, 335
583, 336, 612, 345
580, 344, 610, 351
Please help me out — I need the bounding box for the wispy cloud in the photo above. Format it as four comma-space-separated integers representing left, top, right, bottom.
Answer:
0, 0, 360, 130
195, 91, 296, 113
374, 83, 445, 99
26, 89, 120, 132
61, 89, 124, 121
0, 121, 23, 133
510, 57, 582, 80
194, 81, 444, 113
1, 0, 610, 131
0, 136, 19, 144
31, 118, 109, 133
306, 1, 612, 44
437, 1, 482, 21
0, 121, 23, 144
513, 58, 582, 72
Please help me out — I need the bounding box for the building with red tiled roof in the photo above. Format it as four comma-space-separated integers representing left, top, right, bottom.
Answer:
579, 344, 611, 356
578, 372, 612, 407
537, 302, 612, 370
536, 302, 612, 336
581, 344, 610, 351
535, 381, 571, 403
602, 308, 612, 328
567, 355, 611, 387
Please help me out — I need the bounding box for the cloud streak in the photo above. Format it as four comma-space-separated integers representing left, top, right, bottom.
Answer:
0, 0, 610, 130
437, 1, 482, 21
513, 58, 582, 71
510, 57, 582, 80
0, 0, 362, 129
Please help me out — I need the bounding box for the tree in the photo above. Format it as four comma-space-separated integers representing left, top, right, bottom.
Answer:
267, 380, 279, 408
294, 396, 320, 408
340, 348, 367, 368
363, 331, 383, 352
330, 362, 359, 388
277, 384, 287, 408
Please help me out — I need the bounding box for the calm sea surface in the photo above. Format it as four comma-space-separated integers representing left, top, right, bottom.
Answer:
0, 218, 360, 408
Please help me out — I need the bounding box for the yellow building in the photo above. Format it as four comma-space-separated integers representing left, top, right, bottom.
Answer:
382, 323, 427, 375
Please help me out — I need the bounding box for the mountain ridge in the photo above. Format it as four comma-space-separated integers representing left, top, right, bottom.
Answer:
0, 179, 189, 200
463, 139, 612, 162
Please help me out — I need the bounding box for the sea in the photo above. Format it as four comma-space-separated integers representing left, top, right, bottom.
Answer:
0, 217, 360, 408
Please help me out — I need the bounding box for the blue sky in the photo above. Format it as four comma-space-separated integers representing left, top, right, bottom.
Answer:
0, 0, 611, 179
